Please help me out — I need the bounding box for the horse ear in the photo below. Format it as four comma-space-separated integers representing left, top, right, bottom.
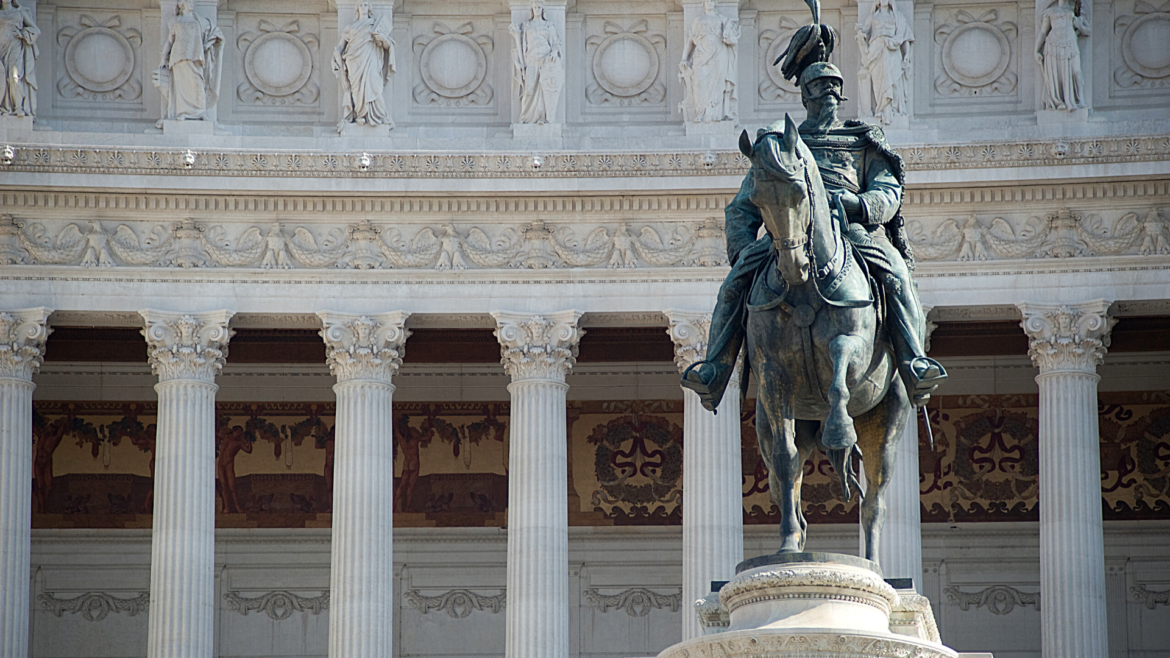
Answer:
782, 113, 799, 154
738, 130, 753, 158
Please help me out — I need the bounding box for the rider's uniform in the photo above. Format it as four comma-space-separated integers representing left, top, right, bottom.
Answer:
695, 119, 934, 408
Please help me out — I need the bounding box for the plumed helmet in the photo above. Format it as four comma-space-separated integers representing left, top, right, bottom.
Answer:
798, 61, 844, 88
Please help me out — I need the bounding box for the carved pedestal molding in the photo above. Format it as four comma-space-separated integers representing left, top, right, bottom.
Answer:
664, 309, 743, 641
1018, 300, 1115, 658
491, 310, 583, 658
0, 308, 50, 658
140, 309, 233, 658
318, 311, 410, 658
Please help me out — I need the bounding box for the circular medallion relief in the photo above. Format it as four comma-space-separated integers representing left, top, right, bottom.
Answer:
592, 33, 659, 97
244, 32, 313, 96
763, 34, 801, 93
419, 33, 487, 98
1122, 13, 1170, 78
64, 27, 135, 93
941, 22, 1010, 87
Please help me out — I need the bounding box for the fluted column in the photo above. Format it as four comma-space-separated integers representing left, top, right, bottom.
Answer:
141, 310, 234, 658
492, 310, 583, 658
0, 308, 51, 658
319, 311, 410, 658
664, 309, 743, 641
1019, 300, 1115, 658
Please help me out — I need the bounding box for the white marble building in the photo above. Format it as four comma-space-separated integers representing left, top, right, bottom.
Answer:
1, 1, 1169, 658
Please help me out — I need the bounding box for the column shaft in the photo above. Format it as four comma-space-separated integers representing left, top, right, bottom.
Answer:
148, 379, 218, 658
877, 417, 923, 588
0, 378, 34, 658
1038, 370, 1108, 658
680, 386, 742, 640
329, 379, 396, 658
506, 379, 570, 658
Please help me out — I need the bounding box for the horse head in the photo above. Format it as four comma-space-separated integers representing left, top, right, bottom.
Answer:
739, 113, 816, 287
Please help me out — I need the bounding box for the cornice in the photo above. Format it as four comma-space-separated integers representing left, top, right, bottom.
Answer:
1, 133, 1167, 180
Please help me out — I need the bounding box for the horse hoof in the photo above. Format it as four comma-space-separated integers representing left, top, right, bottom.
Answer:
822, 418, 857, 451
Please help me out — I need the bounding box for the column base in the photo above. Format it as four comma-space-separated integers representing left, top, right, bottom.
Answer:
661, 553, 960, 658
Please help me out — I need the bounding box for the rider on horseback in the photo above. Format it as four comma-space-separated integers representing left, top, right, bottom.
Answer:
682, 60, 947, 412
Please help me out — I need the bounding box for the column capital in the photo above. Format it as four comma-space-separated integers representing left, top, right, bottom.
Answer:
0, 307, 52, 381
923, 304, 937, 354
318, 311, 411, 384
140, 309, 234, 383
1018, 300, 1116, 375
491, 310, 583, 382
663, 309, 711, 373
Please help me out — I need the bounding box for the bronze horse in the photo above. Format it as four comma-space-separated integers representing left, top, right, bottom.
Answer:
739, 115, 912, 562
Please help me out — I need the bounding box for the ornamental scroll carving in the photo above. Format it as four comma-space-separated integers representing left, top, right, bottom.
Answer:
140, 310, 234, 383
403, 589, 506, 618
413, 22, 494, 107
934, 8, 1018, 97
944, 584, 1040, 615
318, 311, 409, 384
57, 14, 141, 102
39, 591, 150, 622
1019, 301, 1115, 374
0, 215, 727, 271
237, 19, 319, 105
664, 310, 711, 372
0, 308, 51, 380
1131, 584, 1170, 609
582, 587, 682, 617
907, 207, 1170, 261
492, 311, 582, 382
223, 590, 329, 620
586, 20, 667, 106
1114, 0, 1170, 88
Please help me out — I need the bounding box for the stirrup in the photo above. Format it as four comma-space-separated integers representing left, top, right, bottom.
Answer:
681, 361, 729, 413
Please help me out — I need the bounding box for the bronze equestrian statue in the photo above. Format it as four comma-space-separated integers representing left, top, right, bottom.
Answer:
681, 15, 946, 563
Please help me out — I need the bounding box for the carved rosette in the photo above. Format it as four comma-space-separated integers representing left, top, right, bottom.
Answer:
0, 308, 52, 381
663, 309, 711, 373
317, 311, 410, 384
140, 310, 234, 383
491, 310, 583, 382
1018, 300, 1116, 375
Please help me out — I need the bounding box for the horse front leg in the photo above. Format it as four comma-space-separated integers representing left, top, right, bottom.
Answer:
823, 334, 866, 498
858, 375, 913, 563
757, 399, 803, 553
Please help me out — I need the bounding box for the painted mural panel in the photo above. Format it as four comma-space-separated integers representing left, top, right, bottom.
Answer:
28, 392, 1170, 528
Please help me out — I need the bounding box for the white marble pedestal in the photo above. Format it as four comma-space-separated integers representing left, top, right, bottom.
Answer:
661, 553, 958, 658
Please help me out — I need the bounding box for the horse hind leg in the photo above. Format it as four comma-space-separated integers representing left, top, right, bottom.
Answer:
855, 375, 913, 564
792, 420, 819, 546
756, 399, 804, 553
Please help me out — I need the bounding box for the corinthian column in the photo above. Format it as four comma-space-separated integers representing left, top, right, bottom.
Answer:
491, 310, 583, 658
1019, 300, 1115, 658
0, 308, 50, 658
664, 309, 743, 641
318, 311, 410, 658
140, 310, 234, 658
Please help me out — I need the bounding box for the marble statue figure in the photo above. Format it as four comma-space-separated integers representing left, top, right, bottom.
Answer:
681, 0, 945, 564
155, 0, 223, 126
1035, 0, 1089, 111
0, 0, 38, 118
679, 0, 740, 123
855, 0, 913, 124
509, 0, 563, 125
334, 0, 396, 133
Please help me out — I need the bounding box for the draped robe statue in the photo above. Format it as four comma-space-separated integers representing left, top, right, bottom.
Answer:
509, 0, 563, 125
334, 0, 396, 132
0, 0, 39, 118
1035, 0, 1089, 111
155, 0, 223, 126
856, 0, 913, 124
679, 0, 740, 123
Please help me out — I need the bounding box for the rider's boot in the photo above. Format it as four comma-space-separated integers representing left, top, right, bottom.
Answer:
883, 274, 947, 406
680, 263, 750, 412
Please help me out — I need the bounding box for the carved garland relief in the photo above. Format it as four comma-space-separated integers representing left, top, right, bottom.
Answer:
413, 22, 494, 106
934, 8, 1018, 97
237, 19, 319, 105
57, 15, 142, 102
586, 19, 667, 106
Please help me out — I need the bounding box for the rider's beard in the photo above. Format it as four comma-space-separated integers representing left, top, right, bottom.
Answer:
801, 95, 841, 134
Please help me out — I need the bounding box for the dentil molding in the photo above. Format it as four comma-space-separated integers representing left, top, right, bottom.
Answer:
140, 310, 234, 383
